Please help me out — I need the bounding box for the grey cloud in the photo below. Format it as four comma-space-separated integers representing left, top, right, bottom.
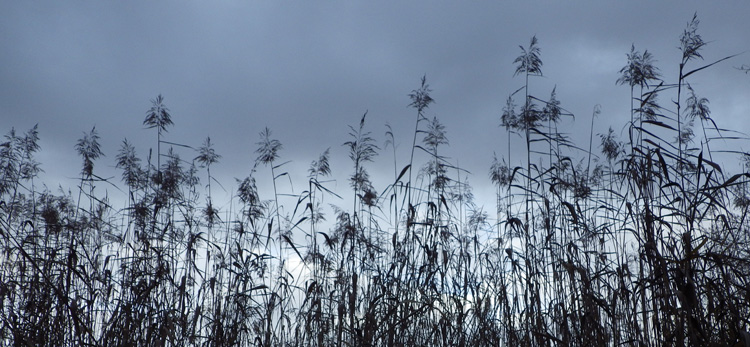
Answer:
2, 1, 749, 204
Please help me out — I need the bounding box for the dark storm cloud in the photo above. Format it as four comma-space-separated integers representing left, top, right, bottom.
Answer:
2, 1, 749, 207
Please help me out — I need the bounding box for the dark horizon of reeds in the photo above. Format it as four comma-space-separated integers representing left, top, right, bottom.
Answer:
1, 15, 749, 346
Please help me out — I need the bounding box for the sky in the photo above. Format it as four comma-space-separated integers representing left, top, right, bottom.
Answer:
2, 1, 750, 219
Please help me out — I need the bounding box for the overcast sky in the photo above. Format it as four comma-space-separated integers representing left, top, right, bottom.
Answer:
2, 1, 750, 215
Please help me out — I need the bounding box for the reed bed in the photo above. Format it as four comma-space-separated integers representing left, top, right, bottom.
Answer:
1, 15, 749, 346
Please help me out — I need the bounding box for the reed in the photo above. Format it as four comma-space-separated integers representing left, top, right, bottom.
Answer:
1, 14, 749, 346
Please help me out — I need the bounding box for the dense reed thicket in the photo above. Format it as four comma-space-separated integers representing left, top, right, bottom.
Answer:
2, 15, 749, 346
